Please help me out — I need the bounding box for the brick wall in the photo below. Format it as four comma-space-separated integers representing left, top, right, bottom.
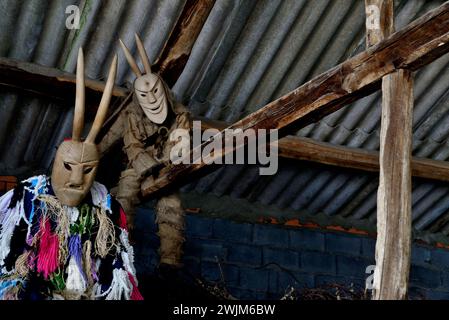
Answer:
0, 176, 17, 194
133, 207, 449, 300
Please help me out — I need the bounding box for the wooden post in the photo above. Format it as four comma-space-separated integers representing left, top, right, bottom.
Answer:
367, 0, 414, 300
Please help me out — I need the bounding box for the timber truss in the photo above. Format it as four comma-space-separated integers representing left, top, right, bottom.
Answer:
1, 0, 449, 300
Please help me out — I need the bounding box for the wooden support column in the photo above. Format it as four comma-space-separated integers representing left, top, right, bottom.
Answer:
367, 0, 413, 300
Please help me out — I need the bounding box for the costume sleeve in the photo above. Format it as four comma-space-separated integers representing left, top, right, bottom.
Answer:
174, 102, 191, 131
123, 110, 159, 178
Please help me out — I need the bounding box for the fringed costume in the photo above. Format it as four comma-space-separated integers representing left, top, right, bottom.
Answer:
0, 175, 143, 300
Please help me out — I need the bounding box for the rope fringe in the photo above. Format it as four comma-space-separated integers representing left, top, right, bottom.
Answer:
95, 207, 115, 258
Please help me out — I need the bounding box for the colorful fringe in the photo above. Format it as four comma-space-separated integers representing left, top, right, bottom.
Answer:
37, 219, 59, 280
0, 175, 141, 300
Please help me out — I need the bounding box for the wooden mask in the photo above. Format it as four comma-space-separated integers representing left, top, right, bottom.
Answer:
51, 48, 117, 207
119, 34, 168, 124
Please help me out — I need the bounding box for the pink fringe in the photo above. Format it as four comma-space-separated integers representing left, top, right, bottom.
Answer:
36, 219, 59, 279
128, 272, 143, 300
119, 208, 128, 231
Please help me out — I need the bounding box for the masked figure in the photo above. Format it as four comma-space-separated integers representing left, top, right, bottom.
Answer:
99, 35, 190, 268
0, 49, 142, 300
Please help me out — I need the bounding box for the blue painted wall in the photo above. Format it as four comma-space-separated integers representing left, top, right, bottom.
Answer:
133, 207, 449, 300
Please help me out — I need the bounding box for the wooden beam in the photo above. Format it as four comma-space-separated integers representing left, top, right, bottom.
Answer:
141, 1, 449, 197
152, 0, 215, 87
0, 56, 127, 101
198, 117, 449, 182
2, 57, 449, 184
277, 136, 449, 182
369, 0, 413, 300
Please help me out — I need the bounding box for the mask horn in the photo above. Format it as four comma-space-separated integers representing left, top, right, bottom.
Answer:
72, 48, 85, 141
135, 33, 152, 74
85, 54, 118, 144
119, 39, 142, 77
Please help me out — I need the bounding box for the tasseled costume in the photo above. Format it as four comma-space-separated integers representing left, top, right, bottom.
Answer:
0, 175, 143, 300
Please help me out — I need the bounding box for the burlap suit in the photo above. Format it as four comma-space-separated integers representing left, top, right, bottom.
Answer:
99, 91, 190, 267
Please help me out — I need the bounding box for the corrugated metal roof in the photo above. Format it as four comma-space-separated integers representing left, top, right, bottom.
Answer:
1, 0, 449, 243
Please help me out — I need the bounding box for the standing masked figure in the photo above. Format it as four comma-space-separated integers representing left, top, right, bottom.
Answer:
0, 49, 142, 300
99, 35, 190, 268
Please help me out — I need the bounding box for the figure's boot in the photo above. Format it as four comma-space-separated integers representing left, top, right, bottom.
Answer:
155, 193, 185, 267
115, 168, 142, 232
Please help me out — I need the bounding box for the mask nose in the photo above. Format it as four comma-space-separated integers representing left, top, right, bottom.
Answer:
147, 92, 157, 103
68, 166, 84, 189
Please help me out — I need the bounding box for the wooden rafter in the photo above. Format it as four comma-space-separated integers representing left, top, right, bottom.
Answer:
1, 58, 449, 183
152, 0, 215, 87
0, 57, 127, 102
0, 3, 449, 195
141, 1, 449, 197
201, 118, 449, 183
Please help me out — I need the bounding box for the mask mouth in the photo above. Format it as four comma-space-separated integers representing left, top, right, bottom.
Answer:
142, 102, 164, 113
63, 185, 85, 192
139, 95, 168, 124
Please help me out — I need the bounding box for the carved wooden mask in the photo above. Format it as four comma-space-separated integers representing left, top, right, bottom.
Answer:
51, 48, 117, 207
119, 34, 168, 124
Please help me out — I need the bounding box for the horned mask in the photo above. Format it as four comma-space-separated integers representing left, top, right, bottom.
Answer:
120, 34, 168, 124
51, 48, 118, 207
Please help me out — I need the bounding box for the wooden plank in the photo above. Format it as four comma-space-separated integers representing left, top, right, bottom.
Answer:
199, 118, 449, 182
0, 56, 127, 101
374, 69, 413, 300
152, 0, 215, 87
367, 0, 413, 300
141, 1, 449, 197
365, 0, 394, 47
196, 117, 449, 182
277, 136, 449, 182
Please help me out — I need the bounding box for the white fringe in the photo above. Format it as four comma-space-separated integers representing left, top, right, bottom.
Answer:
93, 268, 132, 300
90, 182, 108, 209
66, 207, 79, 224
0, 199, 24, 267
65, 256, 87, 296
23, 175, 48, 241
119, 229, 137, 280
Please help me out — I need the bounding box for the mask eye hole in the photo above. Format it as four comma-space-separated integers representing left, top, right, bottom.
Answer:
140, 93, 146, 97
154, 87, 158, 94
63, 162, 72, 171
84, 167, 93, 174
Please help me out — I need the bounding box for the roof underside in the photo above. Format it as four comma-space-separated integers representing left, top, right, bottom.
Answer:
1, 0, 449, 243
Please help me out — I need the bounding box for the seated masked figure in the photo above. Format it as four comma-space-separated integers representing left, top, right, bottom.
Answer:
0, 49, 142, 300
99, 35, 190, 268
